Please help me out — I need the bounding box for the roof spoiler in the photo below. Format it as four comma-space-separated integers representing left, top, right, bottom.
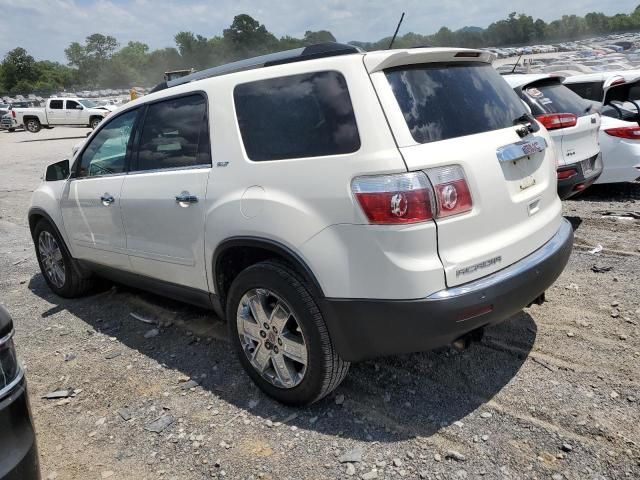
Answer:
149, 42, 362, 93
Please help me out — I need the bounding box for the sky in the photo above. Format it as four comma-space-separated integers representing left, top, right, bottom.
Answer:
1, 0, 639, 62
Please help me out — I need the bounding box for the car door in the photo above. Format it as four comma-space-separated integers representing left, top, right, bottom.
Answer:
60, 107, 140, 270
65, 100, 84, 125
120, 93, 212, 291
46, 100, 65, 125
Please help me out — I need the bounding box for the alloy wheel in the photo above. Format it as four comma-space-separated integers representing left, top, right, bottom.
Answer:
237, 288, 308, 389
38, 231, 65, 288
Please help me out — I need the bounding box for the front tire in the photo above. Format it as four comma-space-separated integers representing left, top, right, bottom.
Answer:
33, 220, 94, 297
25, 118, 41, 133
227, 260, 349, 406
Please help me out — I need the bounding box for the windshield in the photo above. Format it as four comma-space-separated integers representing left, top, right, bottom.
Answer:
78, 99, 99, 108
524, 81, 591, 116
386, 62, 527, 144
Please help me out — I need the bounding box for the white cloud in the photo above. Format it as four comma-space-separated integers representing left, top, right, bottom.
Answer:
1, 0, 638, 62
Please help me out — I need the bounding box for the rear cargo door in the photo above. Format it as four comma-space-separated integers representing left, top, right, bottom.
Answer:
367, 54, 562, 287
522, 80, 600, 167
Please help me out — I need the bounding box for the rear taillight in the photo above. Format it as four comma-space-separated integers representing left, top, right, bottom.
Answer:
11, 110, 16, 118
536, 113, 577, 130
351, 166, 473, 224
557, 168, 578, 180
352, 172, 434, 224
425, 165, 473, 218
604, 126, 640, 139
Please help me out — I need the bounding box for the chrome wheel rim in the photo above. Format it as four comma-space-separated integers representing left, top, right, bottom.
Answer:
237, 288, 308, 389
38, 231, 65, 288
27, 121, 38, 132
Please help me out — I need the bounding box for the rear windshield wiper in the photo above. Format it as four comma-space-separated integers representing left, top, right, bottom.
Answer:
513, 113, 540, 137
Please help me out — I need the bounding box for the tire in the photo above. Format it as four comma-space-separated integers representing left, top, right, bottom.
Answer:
8, 128, 14, 132
25, 118, 41, 133
33, 219, 94, 298
90, 117, 102, 129
227, 260, 349, 406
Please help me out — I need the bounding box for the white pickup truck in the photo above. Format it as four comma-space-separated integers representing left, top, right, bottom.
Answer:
14, 98, 115, 133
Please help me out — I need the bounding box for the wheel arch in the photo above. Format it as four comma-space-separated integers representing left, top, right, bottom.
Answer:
212, 237, 325, 310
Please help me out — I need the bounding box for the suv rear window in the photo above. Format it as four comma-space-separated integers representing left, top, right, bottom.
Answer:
234, 71, 360, 161
564, 82, 603, 102
386, 63, 527, 144
523, 81, 590, 116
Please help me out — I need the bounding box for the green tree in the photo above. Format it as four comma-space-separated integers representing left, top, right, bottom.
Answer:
223, 14, 278, 60
303, 30, 336, 45
0, 47, 37, 91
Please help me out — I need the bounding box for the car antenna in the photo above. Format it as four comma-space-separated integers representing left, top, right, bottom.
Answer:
511, 53, 523, 74
388, 12, 405, 49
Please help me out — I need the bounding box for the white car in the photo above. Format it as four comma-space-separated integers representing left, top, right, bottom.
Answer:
504, 74, 602, 198
29, 44, 573, 405
564, 72, 640, 183
13, 97, 112, 133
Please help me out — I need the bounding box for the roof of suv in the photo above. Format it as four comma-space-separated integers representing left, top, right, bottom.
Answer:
502, 74, 565, 89
564, 70, 640, 84
149, 43, 493, 93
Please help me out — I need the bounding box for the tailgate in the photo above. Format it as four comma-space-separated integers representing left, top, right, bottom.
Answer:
369, 54, 562, 287
559, 114, 600, 166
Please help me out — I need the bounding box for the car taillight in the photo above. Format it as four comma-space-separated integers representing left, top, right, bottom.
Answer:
557, 168, 578, 180
425, 165, 473, 218
352, 172, 434, 224
604, 126, 640, 139
11, 110, 16, 118
536, 113, 577, 130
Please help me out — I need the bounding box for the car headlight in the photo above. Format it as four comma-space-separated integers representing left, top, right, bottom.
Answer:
0, 330, 20, 393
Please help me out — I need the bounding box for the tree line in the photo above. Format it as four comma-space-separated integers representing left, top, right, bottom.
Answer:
2, 7, 640, 95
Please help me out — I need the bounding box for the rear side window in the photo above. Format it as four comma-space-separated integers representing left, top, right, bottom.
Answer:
386, 63, 528, 144
234, 71, 360, 161
523, 81, 590, 116
135, 94, 210, 172
564, 82, 603, 102
49, 100, 63, 109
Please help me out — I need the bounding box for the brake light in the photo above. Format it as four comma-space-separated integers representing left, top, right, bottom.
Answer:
536, 113, 577, 130
604, 126, 640, 139
11, 110, 16, 118
557, 168, 578, 180
610, 78, 626, 86
425, 165, 473, 218
352, 172, 434, 224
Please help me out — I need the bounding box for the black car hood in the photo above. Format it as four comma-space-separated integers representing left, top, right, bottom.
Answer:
0, 304, 13, 338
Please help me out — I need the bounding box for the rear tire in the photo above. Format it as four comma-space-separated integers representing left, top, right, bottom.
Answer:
227, 260, 349, 406
8, 128, 15, 132
25, 118, 41, 133
33, 219, 94, 298
90, 117, 102, 129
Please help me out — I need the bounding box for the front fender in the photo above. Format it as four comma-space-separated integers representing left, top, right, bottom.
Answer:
28, 181, 73, 255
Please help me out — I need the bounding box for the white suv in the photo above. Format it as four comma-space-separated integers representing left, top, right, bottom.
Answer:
29, 44, 573, 405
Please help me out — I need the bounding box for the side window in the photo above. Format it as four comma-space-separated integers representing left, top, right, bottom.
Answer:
78, 109, 138, 178
49, 100, 63, 110
233, 71, 360, 161
66, 100, 81, 110
135, 94, 210, 172
564, 82, 603, 102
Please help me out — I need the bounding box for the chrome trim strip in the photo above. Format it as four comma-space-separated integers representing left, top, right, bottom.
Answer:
0, 367, 24, 400
428, 218, 572, 300
496, 136, 548, 163
0, 328, 14, 347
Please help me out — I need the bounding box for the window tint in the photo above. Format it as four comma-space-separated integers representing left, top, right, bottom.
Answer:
66, 100, 81, 110
135, 94, 210, 172
78, 109, 138, 177
49, 100, 63, 109
524, 81, 590, 116
234, 71, 360, 161
564, 82, 603, 102
386, 63, 528, 144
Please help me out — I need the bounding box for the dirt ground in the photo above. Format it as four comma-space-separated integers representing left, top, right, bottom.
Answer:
0, 126, 639, 480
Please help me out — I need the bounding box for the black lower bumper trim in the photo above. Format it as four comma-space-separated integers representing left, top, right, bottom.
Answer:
321, 218, 574, 362
557, 155, 602, 199
0, 378, 40, 480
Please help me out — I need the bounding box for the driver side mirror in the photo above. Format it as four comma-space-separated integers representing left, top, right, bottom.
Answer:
45, 159, 70, 181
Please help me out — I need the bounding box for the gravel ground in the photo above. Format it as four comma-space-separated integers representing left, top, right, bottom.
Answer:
1, 127, 639, 480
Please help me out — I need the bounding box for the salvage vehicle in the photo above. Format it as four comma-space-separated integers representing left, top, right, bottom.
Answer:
564, 72, 640, 183
29, 44, 573, 405
0, 110, 21, 132
504, 74, 602, 198
12, 98, 112, 133
0, 305, 40, 479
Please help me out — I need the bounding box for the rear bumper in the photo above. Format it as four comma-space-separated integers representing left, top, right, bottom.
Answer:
557, 153, 603, 199
321, 218, 573, 362
0, 374, 40, 480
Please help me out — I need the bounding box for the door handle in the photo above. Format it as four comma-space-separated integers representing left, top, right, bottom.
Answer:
100, 194, 115, 206
175, 191, 198, 207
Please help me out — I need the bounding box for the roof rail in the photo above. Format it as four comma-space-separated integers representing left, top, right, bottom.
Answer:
149, 42, 363, 93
